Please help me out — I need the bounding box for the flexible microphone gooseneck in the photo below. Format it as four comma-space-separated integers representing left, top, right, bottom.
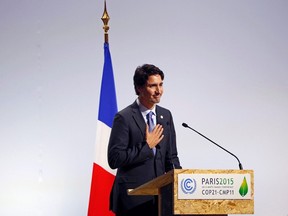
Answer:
182, 122, 243, 170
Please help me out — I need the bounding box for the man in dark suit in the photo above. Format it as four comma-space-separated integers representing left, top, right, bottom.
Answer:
108, 64, 181, 216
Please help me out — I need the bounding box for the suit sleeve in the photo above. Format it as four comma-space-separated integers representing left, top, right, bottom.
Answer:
165, 111, 182, 171
107, 113, 154, 169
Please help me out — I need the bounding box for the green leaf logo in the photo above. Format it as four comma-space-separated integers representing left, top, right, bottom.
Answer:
239, 177, 248, 197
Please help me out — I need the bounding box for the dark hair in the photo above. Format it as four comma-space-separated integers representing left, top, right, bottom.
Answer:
133, 64, 165, 95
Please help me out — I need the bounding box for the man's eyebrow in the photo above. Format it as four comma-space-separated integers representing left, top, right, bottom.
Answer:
147, 82, 163, 86
147, 81, 163, 85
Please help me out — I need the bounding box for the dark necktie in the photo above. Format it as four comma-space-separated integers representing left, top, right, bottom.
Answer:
146, 111, 156, 155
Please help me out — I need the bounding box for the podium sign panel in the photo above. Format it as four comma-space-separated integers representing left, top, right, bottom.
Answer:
178, 173, 252, 200
173, 169, 254, 215
128, 169, 254, 215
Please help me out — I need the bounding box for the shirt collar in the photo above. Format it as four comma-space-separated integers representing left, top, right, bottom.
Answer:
136, 98, 156, 116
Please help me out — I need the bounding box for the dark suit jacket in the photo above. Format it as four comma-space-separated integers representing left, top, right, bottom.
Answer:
108, 101, 181, 214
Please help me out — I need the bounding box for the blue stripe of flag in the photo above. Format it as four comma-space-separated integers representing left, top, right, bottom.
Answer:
98, 43, 118, 127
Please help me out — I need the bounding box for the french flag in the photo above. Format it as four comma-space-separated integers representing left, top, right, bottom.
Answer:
88, 42, 117, 216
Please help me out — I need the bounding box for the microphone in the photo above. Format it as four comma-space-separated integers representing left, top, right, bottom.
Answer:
182, 122, 243, 170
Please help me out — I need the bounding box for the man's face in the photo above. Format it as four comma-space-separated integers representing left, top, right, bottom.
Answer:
138, 74, 164, 109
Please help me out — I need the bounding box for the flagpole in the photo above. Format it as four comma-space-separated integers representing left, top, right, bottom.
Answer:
101, 0, 110, 43
87, 2, 116, 215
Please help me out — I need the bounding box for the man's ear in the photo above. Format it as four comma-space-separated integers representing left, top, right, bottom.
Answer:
136, 86, 143, 95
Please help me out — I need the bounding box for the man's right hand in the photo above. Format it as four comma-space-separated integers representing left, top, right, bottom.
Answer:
145, 124, 164, 149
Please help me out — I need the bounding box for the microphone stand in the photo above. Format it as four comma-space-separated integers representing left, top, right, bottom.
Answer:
182, 123, 243, 170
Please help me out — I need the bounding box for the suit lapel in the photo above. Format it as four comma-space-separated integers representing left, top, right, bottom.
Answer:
131, 101, 146, 137
155, 106, 168, 149
156, 106, 165, 126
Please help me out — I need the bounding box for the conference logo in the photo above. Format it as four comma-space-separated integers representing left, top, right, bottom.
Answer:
239, 177, 249, 197
180, 177, 197, 194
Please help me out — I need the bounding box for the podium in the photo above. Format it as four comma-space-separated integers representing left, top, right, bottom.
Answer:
128, 169, 254, 216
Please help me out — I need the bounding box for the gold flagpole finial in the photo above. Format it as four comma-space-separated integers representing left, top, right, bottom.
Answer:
101, 0, 110, 43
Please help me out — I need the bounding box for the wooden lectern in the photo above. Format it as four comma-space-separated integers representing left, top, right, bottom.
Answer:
128, 169, 254, 216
